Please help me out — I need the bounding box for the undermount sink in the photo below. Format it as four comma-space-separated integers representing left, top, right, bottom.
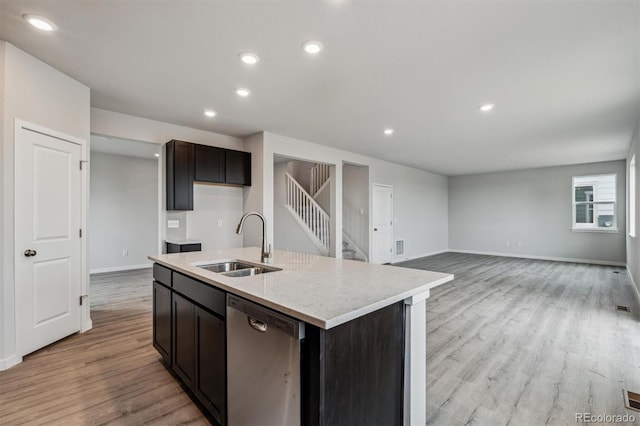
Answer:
195, 259, 282, 277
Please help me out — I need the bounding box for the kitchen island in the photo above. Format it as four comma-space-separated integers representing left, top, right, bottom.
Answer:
149, 247, 453, 426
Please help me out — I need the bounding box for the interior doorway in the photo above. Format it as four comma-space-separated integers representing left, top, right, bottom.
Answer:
89, 135, 161, 273
342, 163, 369, 262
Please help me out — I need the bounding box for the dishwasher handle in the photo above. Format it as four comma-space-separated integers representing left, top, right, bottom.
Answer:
248, 317, 267, 333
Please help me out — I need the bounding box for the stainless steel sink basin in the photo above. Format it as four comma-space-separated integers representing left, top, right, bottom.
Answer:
198, 261, 255, 273
195, 259, 282, 277
221, 267, 280, 278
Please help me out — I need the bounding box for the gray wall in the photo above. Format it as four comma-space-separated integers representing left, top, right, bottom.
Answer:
627, 123, 639, 293
89, 152, 158, 272
187, 184, 244, 251
343, 163, 369, 257
449, 160, 627, 264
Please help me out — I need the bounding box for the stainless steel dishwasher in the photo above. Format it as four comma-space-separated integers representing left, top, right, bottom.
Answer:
226, 294, 305, 426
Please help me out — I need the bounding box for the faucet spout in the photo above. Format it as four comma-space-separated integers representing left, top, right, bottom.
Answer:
235, 211, 272, 263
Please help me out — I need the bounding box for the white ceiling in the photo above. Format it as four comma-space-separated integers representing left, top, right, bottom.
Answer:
1, 0, 638, 176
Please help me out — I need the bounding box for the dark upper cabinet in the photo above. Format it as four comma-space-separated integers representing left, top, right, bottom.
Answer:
194, 145, 225, 184
166, 140, 250, 211
225, 150, 251, 186
166, 140, 194, 210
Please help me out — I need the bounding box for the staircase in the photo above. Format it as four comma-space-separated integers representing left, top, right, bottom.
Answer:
285, 172, 331, 256
285, 163, 368, 261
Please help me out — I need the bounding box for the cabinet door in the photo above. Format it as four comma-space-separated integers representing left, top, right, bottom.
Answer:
195, 145, 225, 183
172, 293, 195, 387
152, 281, 172, 365
225, 150, 251, 186
166, 140, 194, 210
195, 307, 226, 425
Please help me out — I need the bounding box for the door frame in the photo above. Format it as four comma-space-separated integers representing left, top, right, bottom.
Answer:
14, 119, 91, 354
371, 183, 394, 264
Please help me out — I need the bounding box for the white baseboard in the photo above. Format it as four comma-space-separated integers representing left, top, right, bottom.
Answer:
446, 249, 627, 267
0, 354, 22, 371
90, 263, 152, 274
392, 249, 449, 264
81, 319, 93, 333
627, 265, 640, 306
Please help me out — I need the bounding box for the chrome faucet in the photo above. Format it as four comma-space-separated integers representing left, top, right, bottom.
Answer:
236, 211, 272, 263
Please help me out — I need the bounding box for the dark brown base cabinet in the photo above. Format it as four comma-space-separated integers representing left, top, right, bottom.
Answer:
152, 265, 227, 426
152, 263, 405, 426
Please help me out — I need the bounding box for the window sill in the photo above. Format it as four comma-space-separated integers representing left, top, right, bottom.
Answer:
629, 233, 636, 239
571, 228, 619, 234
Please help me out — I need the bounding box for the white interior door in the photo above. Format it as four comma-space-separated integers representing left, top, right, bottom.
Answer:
372, 184, 393, 264
15, 124, 83, 356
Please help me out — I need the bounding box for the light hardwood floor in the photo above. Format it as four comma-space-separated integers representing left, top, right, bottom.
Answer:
0, 269, 209, 425
397, 252, 640, 425
1, 255, 639, 425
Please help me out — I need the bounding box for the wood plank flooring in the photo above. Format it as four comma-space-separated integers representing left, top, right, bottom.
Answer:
397, 253, 640, 425
1, 254, 639, 425
0, 269, 209, 425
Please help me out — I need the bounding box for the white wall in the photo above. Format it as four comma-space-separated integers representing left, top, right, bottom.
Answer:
89, 152, 158, 272
628, 123, 639, 294
449, 160, 627, 264
242, 133, 266, 248
0, 42, 90, 368
187, 184, 244, 251
273, 162, 324, 255
246, 131, 449, 263
343, 164, 369, 257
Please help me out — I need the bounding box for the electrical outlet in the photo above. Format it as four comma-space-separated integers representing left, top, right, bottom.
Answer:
517, 241, 522, 247
122, 249, 128, 256
506, 241, 510, 247
168, 220, 179, 228
218, 219, 223, 227
359, 208, 364, 215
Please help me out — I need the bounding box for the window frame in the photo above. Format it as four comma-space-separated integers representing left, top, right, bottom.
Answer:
571, 174, 618, 233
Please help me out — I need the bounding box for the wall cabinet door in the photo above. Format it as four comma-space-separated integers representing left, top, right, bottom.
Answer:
225, 150, 251, 186
172, 292, 195, 388
195, 307, 227, 426
152, 281, 172, 365
195, 145, 225, 184
166, 140, 194, 210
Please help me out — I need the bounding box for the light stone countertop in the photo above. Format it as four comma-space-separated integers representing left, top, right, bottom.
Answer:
149, 247, 454, 329
164, 239, 202, 245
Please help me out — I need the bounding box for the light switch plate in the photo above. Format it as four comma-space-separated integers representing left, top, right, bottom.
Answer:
217, 219, 223, 227
167, 220, 179, 228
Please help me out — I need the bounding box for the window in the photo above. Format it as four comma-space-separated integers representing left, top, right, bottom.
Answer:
572, 174, 617, 231
630, 155, 636, 237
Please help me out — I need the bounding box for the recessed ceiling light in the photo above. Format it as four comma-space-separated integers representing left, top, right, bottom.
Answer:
23, 14, 57, 31
239, 52, 260, 65
154, 153, 160, 158
236, 88, 251, 97
384, 128, 394, 136
302, 40, 323, 54
204, 109, 216, 117
479, 103, 495, 112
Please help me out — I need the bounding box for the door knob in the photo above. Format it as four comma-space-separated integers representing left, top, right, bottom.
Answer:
24, 249, 37, 257
374, 228, 378, 231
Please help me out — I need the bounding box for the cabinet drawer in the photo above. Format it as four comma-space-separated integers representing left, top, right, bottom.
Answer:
173, 272, 225, 317
153, 263, 172, 287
